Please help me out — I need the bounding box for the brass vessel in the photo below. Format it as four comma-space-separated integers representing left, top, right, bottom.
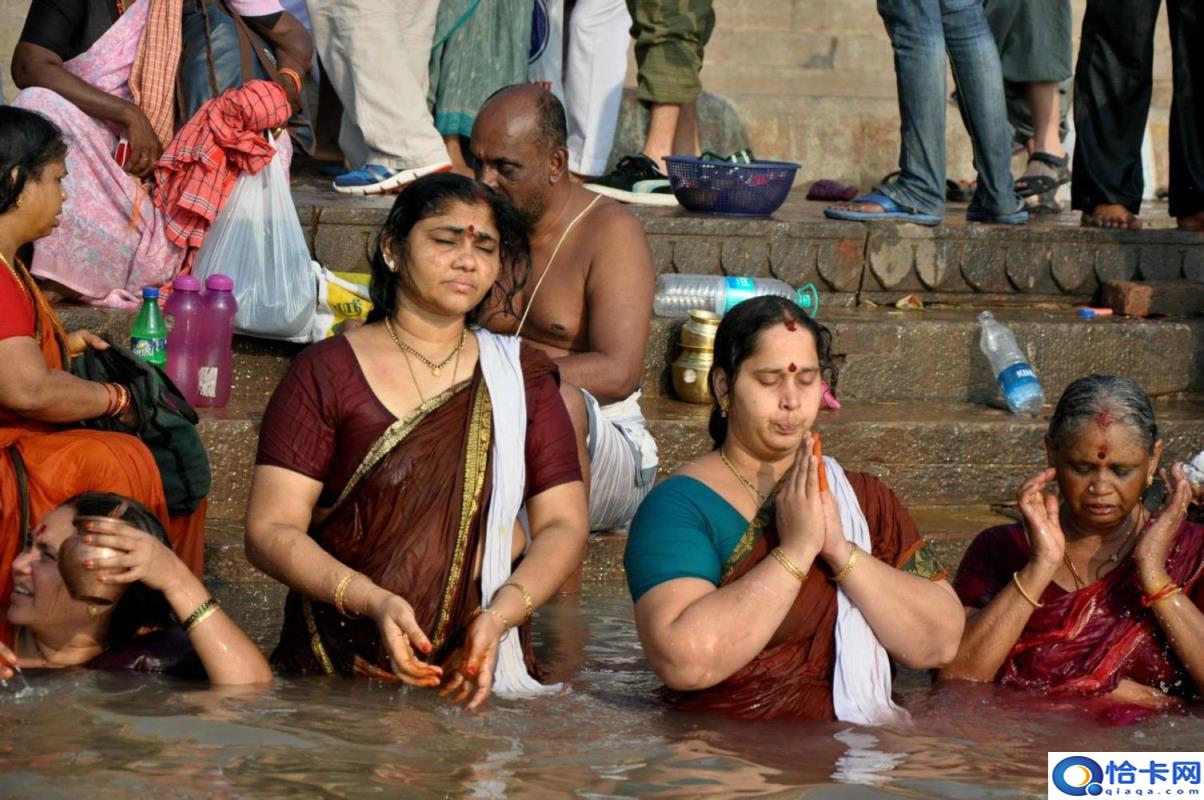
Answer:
671, 309, 720, 404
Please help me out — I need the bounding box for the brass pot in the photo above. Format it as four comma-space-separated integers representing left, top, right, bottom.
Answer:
672, 345, 715, 404
680, 309, 721, 350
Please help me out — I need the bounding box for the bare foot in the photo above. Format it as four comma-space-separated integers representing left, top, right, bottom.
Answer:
1082, 203, 1142, 230
1177, 210, 1204, 232
827, 200, 887, 214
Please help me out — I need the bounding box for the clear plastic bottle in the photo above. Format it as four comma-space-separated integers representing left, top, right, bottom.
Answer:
653, 274, 819, 318
163, 275, 203, 406
978, 311, 1044, 415
195, 274, 238, 408
130, 286, 168, 366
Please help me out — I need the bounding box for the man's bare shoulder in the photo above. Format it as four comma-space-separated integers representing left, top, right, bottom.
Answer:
583, 191, 648, 238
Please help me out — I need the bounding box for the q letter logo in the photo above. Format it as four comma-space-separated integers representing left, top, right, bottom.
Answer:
1051, 756, 1104, 797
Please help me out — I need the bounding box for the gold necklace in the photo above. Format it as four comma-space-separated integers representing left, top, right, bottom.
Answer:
384, 317, 466, 376
1062, 509, 1146, 589
719, 447, 763, 503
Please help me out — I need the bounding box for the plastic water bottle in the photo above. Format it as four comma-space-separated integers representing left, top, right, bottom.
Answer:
195, 274, 238, 408
130, 286, 168, 366
978, 311, 1044, 415
653, 274, 820, 318
163, 275, 203, 406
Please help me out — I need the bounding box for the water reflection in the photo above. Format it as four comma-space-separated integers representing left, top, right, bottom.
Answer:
1, 584, 1202, 798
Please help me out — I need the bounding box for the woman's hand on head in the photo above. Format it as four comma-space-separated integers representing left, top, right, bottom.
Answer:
1019, 467, 1065, 567
366, 592, 442, 688
438, 610, 503, 710
78, 517, 189, 593
66, 329, 108, 357
1135, 463, 1193, 584
775, 433, 826, 564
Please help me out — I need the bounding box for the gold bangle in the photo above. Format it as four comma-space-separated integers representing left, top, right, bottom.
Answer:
184, 598, 220, 632
501, 581, 534, 622
476, 605, 511, 630
333, 572, 356, 617
1012, 571, 1045, 609
831, 546, 859, 584
769, 547, 807, 583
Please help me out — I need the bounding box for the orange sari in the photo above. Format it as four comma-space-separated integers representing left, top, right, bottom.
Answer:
0, 260, 205, 645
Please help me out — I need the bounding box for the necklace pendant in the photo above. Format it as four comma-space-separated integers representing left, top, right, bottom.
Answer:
432, 366, 442, 377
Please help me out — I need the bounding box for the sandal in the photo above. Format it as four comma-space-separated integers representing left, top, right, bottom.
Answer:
1014, 152, 1070, 198
881, 170, 975, 203
824, 192, 942, 226
967, 202, 1029, 226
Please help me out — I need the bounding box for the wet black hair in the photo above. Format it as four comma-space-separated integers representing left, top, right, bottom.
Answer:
0, 106, 67, 215
61, 492, 175, 649
365, 172, 530, 325
707, 295, 836, 448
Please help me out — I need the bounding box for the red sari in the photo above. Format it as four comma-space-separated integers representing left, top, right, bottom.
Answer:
955, 522, 1204, 701
0, 259, 205, 645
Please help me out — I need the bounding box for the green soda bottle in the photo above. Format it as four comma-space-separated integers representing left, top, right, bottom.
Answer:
130, 286, 168, 366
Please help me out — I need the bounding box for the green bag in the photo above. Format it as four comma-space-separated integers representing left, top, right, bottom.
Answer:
69, 339, 211, 516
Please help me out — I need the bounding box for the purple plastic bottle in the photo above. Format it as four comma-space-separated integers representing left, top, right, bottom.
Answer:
195, 274, 237, 408
163, 275, 202, 406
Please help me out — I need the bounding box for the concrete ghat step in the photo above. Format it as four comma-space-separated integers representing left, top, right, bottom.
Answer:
203, 506, 1014, 590
196, 394, 1204, 522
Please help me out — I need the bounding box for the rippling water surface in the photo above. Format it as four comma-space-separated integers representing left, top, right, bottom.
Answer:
2, 584, 1201, 798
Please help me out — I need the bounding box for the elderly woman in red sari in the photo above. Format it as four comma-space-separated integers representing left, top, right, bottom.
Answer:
941, 375, 1204, 717
624, 296, 964, 722
245, 173, 588, 709
0, 107, 205, 646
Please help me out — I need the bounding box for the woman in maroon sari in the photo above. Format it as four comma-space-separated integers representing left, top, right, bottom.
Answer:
245, 174, 588, 708
625, 296, 964, 722
942, 375, 1204, 716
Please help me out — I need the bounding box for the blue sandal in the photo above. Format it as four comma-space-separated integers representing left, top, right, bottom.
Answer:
824, 192, 942, 226
966, 203, 1029, 225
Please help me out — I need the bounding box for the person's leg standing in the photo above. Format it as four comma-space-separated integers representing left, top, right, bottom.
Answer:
565, 0, 632, 179
1166, 0, 1204, 229
942, 0, 1020, 216
874, 0, 948, 218
1071, 0, 1159, 228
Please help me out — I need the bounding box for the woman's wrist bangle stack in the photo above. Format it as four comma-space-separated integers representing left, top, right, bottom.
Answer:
769, 547, 807, 583
278, 67, 303, 96
333, 572, 358, 617
183, 597, 220, 632
477, 605, 511, 630
103, 383, 132, 418
501, 581, 534, 622
831, 546, 859, 584
1012, 571, 1044, 608
1141, 580, 1182, 608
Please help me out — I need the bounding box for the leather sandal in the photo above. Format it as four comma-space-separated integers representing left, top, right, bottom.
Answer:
1014, 152, 1070, 198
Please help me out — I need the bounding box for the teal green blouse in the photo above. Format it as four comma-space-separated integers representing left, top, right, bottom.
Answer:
624, 476, 752, 603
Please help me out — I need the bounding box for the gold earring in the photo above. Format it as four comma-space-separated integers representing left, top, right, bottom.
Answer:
15, 195, 23, 209
87, 605, 101, 618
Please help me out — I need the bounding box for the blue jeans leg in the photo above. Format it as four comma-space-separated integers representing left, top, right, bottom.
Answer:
943, 0, 1020, 215
876, 0, 948, 217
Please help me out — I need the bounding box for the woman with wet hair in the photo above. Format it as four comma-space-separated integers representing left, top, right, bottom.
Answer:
246, 173, 588, 709
624, 295, 964, 722
1, 492, 269, 684
942, 375, 1204, 717
0, 106, 206, 646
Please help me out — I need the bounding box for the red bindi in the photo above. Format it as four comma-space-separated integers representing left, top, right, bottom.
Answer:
788, 362, 798, 373
1096, 441, 1108, 460
465, 224, 477, 241
784, 319, 798, 332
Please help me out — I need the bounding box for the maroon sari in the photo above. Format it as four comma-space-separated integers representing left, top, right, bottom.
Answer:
271, 348, 557, 677
955, 521, 1204, 701
668, 473, 934, 720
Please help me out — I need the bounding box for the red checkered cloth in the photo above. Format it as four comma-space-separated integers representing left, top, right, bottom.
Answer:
129, 0, 183, 149
152, 80, 291, 250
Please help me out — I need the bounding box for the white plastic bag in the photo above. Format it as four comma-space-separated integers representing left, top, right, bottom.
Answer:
193, 137, 316, 338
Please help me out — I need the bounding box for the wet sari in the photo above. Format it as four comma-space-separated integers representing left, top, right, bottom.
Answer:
649, 472, 938, 721
271, 346, 558, 677
0, 259, 206, 645
956, 521, 1204, 701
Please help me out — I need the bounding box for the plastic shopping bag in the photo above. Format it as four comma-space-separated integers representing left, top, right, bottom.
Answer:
309, 267, 372, 340
193, 137, 316, 339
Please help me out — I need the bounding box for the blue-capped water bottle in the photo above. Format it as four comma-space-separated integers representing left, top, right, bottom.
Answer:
653, 274, 820, 318
978, 311, 1044, 415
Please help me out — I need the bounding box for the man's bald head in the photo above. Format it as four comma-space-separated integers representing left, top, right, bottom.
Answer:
478, 84, 568, 155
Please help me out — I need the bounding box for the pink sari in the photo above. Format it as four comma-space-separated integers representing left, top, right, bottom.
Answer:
11, 0, 291, 306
